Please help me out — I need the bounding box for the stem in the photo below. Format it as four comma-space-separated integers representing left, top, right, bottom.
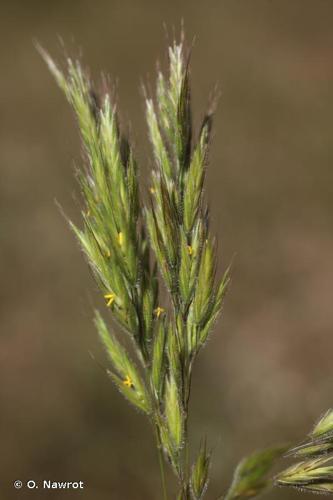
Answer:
155, 426, 168, 500
185, 434, 190, 479
158, 447, 168, 500
180, 358, 195, 498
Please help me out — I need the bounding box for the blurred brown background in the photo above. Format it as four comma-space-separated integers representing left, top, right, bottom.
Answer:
1, 0, 333, 499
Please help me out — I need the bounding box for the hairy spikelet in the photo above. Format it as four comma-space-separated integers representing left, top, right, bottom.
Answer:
312, 409, 333, 440
225, 447, 287, 500
95, 312, 151, 414
276, 410, 333, 495
164, 375, 183, 451
190, 440, 211, 500
276, 457, 333, 494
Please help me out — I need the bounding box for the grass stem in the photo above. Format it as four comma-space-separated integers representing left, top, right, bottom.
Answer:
155, 426, 168, 500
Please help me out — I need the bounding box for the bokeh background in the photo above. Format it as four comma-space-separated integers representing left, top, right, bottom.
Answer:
1, 1, 333, 498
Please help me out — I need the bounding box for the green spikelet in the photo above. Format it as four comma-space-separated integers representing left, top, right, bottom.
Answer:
225, 446, 287, 500
276, 457, 333, 493
190, 440, 211, 500
95, 312, 151, 414
165, 375, 183, 453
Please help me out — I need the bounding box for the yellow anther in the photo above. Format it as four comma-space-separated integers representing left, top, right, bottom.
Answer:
149, 187, 156, 194
117, 232, 124, 247
123, 375, 133, 388
154, 306, 165, 319
104, 293, 116, 307
187, 245, 194, 256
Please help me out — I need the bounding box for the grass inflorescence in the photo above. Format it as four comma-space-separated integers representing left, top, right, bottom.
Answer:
41, 33, 333, 500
